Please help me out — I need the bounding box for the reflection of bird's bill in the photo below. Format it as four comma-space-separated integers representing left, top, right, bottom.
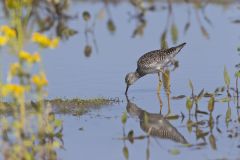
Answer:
125, 84, 129, 94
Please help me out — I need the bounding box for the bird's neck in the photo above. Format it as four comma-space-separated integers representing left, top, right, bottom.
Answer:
136, 68, 145, 77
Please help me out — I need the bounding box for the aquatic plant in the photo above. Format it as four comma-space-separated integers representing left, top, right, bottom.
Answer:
0, 1, 62, 159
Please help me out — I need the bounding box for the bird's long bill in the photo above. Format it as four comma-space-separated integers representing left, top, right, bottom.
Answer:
125, 84, 129, 95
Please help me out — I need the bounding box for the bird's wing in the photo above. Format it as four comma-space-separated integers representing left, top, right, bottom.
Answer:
137, 50, 163, 68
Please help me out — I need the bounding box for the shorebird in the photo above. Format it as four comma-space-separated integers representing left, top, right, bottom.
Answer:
125, 42, 186, 94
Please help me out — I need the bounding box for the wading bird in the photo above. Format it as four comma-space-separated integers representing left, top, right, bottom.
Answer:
125, 42, 186, 94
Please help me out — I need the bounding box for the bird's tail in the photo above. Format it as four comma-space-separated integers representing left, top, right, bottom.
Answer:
173, 42, 186, 56
165, 42, 186, 57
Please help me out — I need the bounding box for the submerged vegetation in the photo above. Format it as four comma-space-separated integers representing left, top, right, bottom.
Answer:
0, 97, 119, 116
46, 98, 120, 115
47, 97, 118, 108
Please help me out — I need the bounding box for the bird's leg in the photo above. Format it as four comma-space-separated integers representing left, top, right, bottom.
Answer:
160, 68, 171, 116
164, 69, 171, 116
166, 92, 171, 116
157, 92, 163, 114
147, 127, 153, 136
159, 69, 169, 80
157, 72, 162, 94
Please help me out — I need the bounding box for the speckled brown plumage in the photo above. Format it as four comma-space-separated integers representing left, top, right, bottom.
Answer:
136, 42, 186, 76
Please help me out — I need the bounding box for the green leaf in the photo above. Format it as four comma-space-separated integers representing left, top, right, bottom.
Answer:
121, 112, 127, 125
214, 86, 225, 93
122, 146, 129, 160
107, 19, 116, 33
200, 25, 209, 39
235, 70, 240, 78
225, 107, 231, 123
224, 66, 230, 87
189, 80, 194, 92
54, 119, 62, 127
53, 140, 61, 148
161, 31, 168, 49
208, 97, 215, 113
171, 23, 178, 44
82, 11, 91, 21
128, 130, 134, 143
209, 114, 214, 131
132, 22, 146, 38
204, 92, 214, 97
186, 97, 193, 112
196, 110, 208, 115
204, 15, 212, 26
84, 45, 92, 57
184, 22, 190, 34
172, 95, 186, 100
168, 148, 180, 155
209, 134, 217, 150
187, 119, 193, 133
196, 129, 209, 139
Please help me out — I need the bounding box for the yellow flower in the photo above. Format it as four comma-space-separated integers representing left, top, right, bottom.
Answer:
0, 36, 8, 46
7, 63, 21, 82
12, 85, 25, 98
18, 50, 40, 63
1, 84, 25, 98
9, 63, 21, 76
32, 72, 48, 89
32, 32, 51, 48
31, 52, 41, 63
50, 37, 59, 48
32, 32, 59, 48
19, 50, 32, 62
0, 25, 16, 38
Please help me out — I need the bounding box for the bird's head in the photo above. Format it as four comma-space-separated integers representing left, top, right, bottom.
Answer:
125, 72, 140, 94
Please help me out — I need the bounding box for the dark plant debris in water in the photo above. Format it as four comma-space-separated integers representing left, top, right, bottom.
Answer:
0, 97, 120, 116
46, 97, 120, 116
46, 97, 119, 108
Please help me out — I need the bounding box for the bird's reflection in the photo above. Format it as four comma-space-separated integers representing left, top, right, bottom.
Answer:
126, 96, 187, 144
